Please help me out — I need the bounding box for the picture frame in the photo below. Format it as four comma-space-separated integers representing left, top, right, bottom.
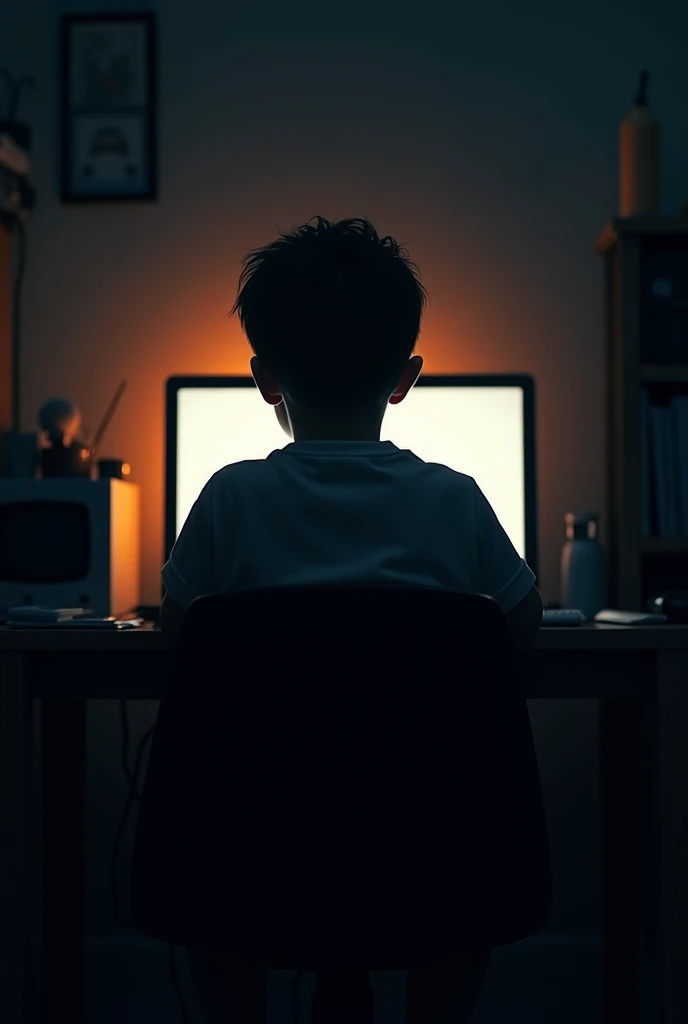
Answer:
61, 12, 157, 202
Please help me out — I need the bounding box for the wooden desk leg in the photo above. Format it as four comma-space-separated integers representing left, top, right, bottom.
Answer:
655, 652, 688, 1024
41, 699, 86, 1024
600, 697, 643, 1024
0, 652, 31, 1024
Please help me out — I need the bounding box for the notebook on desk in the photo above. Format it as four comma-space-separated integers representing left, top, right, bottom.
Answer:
7, 617, 144, 629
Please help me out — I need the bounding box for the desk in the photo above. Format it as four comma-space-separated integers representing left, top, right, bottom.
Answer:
1, 625, 687, 1024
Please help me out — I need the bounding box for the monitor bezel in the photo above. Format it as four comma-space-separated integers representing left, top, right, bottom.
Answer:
165, 373, 538, 582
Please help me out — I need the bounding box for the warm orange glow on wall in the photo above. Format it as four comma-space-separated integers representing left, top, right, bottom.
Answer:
20, 211, 606, 608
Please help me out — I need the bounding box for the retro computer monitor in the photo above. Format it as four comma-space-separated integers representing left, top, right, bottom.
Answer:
165, 374, 538, 580
0, 478, 141, 617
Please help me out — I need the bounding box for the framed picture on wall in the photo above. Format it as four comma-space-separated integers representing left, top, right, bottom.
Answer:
61, 12, 157, 201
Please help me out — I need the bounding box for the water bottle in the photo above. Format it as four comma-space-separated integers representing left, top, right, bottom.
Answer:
560, 512, 607, 619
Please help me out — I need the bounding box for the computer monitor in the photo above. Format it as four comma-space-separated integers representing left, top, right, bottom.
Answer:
165, 374, 538, 579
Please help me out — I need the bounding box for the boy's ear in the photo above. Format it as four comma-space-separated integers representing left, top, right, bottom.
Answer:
274, 400, 292, 437
250, 356, 283, 406
389, 354, 423, 406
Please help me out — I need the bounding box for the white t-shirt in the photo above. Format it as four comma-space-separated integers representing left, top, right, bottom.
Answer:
162, 440, 535, 613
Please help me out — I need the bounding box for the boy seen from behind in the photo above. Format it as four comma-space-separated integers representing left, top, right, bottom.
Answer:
161, 214, 541, 645
162, 214, 542, 1023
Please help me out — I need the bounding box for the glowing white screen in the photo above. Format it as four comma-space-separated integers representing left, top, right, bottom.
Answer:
174, 384, 526, 557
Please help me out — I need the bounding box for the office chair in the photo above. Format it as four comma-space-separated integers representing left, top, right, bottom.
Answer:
130, 584, 551, 1023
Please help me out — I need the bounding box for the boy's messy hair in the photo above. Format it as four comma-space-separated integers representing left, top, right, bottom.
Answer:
229, 215, 428, 410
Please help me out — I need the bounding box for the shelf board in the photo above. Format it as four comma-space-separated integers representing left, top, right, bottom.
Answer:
595, 217, 688, 254
640, 365, 688, 383
641, 538, 688, 553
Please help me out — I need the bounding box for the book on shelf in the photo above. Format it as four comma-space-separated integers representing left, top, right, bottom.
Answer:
640, 387, 651, 535
673, 395, 688, 535
645, 395, 688, 537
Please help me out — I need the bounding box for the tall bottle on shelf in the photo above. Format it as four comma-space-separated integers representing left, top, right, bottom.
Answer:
619, 70, 660, 217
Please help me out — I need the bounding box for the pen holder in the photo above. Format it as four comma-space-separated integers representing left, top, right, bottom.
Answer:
41, 443, 93, 478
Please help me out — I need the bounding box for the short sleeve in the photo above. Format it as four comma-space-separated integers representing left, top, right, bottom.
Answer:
161, 478, 215, 611
474, 482, 536, 614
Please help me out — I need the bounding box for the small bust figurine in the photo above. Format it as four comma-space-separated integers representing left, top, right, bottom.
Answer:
39, 398, 84, 447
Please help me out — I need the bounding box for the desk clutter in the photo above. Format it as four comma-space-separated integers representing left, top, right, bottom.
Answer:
1, 382, 129, 481
0, 383, 141, 618
2, 606, 143, 628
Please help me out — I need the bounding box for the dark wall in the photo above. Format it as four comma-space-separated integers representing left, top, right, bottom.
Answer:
7, 0, 687, 937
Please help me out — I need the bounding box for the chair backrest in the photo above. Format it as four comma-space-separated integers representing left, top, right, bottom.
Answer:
130, 585, 551, 970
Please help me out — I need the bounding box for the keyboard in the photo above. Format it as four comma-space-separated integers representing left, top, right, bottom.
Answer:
541, 608, 587, 626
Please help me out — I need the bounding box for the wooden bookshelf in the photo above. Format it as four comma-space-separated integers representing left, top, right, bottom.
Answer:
597, 217, 688, 609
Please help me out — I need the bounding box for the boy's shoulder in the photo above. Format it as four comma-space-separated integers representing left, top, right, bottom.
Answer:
205, 458, 268, 491
207, 452, 479, 493
211, 458, 267, 478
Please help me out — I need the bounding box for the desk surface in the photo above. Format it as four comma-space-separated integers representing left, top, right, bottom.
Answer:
1, 622, 688, 651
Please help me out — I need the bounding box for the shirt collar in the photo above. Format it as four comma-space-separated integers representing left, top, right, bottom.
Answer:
281, 440, 399, 457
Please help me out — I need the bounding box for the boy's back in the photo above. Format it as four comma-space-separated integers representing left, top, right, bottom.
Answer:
162, 439, 535, 617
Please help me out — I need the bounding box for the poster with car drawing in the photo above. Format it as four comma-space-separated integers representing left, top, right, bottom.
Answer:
61, 13, 156, 200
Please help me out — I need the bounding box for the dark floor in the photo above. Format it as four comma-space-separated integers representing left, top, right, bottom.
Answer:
27, 932, 658, 1023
